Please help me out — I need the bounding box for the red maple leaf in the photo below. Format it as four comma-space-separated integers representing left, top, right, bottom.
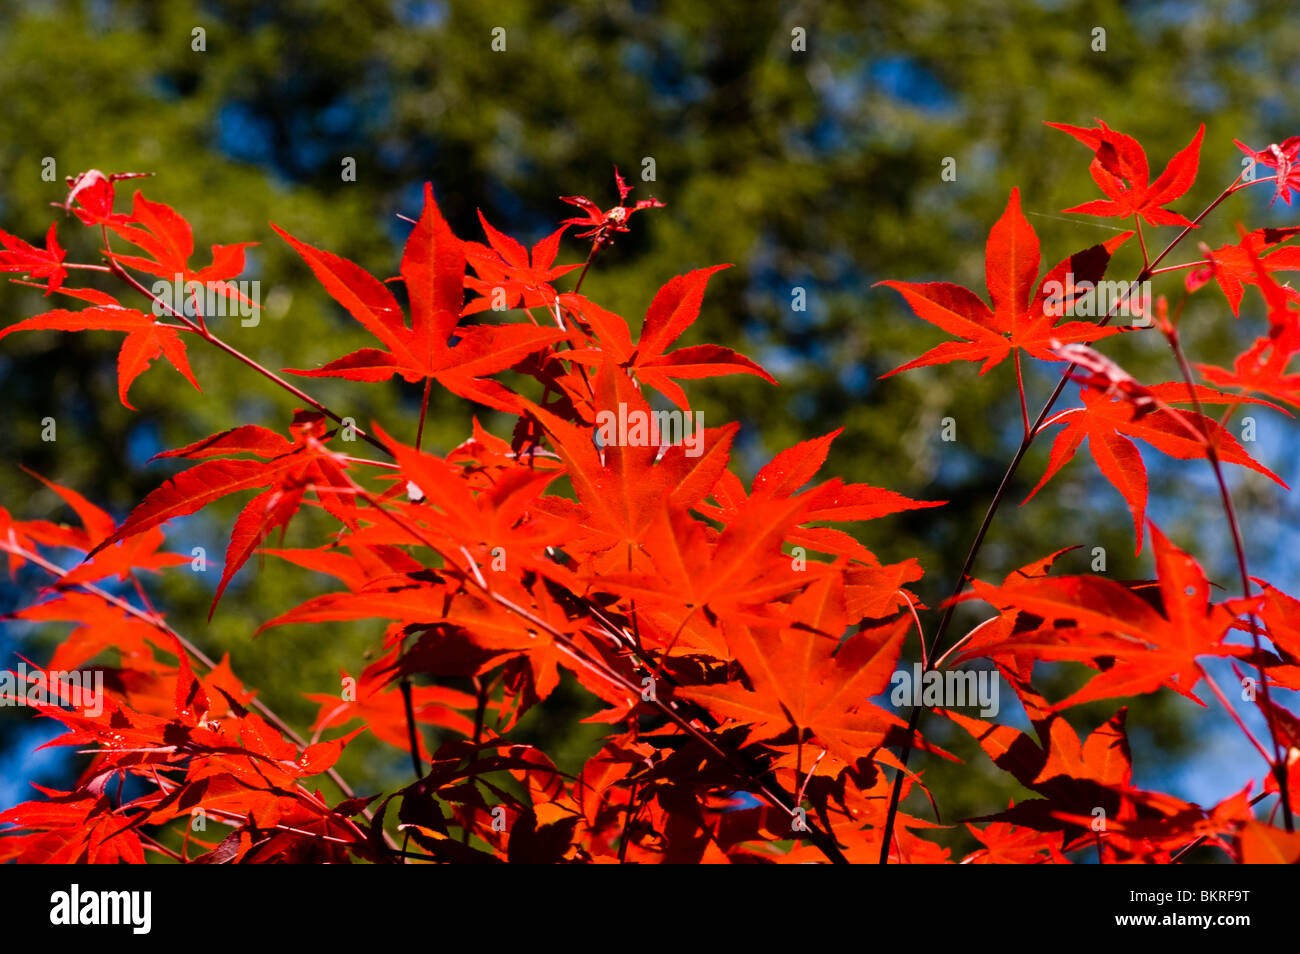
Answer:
86, 411, 354, 616
1235, 136, 1300, 206
57, 169, 150, 227
680, 617, 913, 765
0, 302, 200, 408
697, 425, 945, 571
277, 184, 564, 412
1025, 378, 1285, 552
956, 525, 1257, 709
1047, 120, 1204, 226
0, 224, 67, 295
107, 192, 255, 283
563, 265, 775, 409
305, 664, 477, 761
1197, 227, 1300, 409
1185, 227, 1300, 316
878, 189, 1130, 376
19, 468, 188, 585
463, 214, 579, 314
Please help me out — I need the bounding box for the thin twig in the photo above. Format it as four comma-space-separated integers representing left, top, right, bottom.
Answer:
1164, 325, 1293, 830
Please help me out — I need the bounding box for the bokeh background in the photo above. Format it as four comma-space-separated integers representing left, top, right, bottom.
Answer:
1, 0, 1297, 860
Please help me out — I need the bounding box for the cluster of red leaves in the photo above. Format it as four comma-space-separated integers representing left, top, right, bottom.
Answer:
0, 127, 1298, 864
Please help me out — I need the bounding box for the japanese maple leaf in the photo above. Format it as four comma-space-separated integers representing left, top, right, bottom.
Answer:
20, 469, 187, 585
362, 422, 573, 582
85, 411, 354, 616
963, 813, 1071, 864
1200, 328, 1300, 410
1235, 136, 1300, 206
952, 547, 1080, 677
947, 669, 1123, 786
680, 617, 911, 765
521, 366, 741, 575
1049, 339, 1158, 412
843, 560, 928, 622
1, 475, 126, 563
559, 167, 664, 249
276, 184, 564, 412
770, 556, 927, 643
107, 192, 257, 308
1025, 380, 1285, 552
956, 524, 1255, 709
463, 214, 579, 315
1185, 227, 1300, 316
305, 666, 477, 761
696, 426, 945, 567
595, 500, 821, 631
1195, 226, 1300, 411
947, 700, 1147, 837
878, 189, 1130, 377
0, 224, 66, 295
56, 169, 150, 227
1047, 120, 1204, 226
10, 593, 171, 674
0, 302, 199, 409
564, 264, 775, 410
1251, 583, 1300, 691
54, 175, 255, 319
0, 790, 146, 864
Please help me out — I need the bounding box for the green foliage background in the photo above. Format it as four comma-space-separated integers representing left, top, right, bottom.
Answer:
2, 0, 1296, 859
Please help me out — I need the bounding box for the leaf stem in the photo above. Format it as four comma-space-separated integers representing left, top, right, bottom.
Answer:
1014, 350, 1030, 439
572, 244, 600, 295
1198, 664, 1271, 762
1148, 261, 1210, 276
415, 375, 434, 451
1136, 217, 1150, 270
